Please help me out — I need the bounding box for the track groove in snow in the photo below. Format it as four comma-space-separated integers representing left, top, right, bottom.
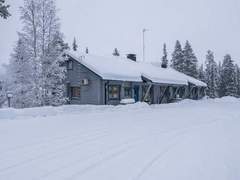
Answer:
37, 137, 143, 180
0, 97, 239, 180
132, 119, 221, 180
0, 128, 108, 159
0, 131, 109, 173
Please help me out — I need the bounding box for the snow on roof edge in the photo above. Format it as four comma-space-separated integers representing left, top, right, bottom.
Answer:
65, 51, 206, 87
66, 51, 143, 82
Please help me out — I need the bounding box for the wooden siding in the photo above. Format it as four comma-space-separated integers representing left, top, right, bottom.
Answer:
66, 58, 103, 105
65, 57, 206, 105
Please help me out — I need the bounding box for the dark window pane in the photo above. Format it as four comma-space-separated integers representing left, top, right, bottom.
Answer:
71, 87, 80, 98
67, 60, 73, 70
124, 87, 132, 98
108, 85, 120, 100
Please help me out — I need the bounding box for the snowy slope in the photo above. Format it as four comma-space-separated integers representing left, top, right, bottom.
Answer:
0, 97, 239, 180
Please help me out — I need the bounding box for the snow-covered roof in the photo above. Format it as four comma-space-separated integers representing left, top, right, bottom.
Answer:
66, 51, 207, 87
151, 62, 207, 87
67, 51, 143, 82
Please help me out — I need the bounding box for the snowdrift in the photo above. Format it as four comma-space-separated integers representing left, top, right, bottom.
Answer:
0, 97, 240, 180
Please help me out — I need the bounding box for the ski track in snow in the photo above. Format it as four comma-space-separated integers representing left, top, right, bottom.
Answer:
44, 119, 222, 180
0, 98, 240, 180
38, 137, 143, 180
0, 128, 108, 159
0, 131, 109, 173
132, 119, 221, 180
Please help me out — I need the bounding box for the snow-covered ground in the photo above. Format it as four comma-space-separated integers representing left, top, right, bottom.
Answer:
0, 97, 240, 180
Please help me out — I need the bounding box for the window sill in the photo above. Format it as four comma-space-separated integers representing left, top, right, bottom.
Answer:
71, 97, 80, 100
108, 98, 120, 101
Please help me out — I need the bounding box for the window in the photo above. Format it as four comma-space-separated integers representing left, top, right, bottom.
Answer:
124, 87, 132, 98
67, 60, 73, 70
71, 87, 80, 98
108, 85, 120, 100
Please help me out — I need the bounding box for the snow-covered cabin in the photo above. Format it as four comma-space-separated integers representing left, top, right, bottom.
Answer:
64, 51, 207, 105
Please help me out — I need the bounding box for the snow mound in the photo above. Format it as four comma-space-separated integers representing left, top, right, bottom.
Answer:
2, 97, 240, 121
213, 96, 240, 103
120, 98, 135, 104
0, 108, 18, 119
0, 103, 150, 120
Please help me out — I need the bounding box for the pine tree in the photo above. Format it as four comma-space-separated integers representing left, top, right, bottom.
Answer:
183, 41, 198, 78
7, 37, 35, 108
72, 37, 78, 51
41, 32, 67, 106
171, 40, 184, 72
220, 54, 237, 97
161, 43, 168, 68
234, 64, 240, 97
113, 48, 120, 56
37, 0, 67, 106
0, 80, 6, 108
7, 0, 67, 108
0, 0, 10, 19
198, 64, 205, 82
20, 0, 39, 58
19, 0, 42, 107
217, 61, 223, 97
205, 50, 218, 98
86, 47, 89, 54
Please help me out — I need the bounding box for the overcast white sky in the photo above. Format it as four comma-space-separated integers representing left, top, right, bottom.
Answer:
1, 0, 240, 67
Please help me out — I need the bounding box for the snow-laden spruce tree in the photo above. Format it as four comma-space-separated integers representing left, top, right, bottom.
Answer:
0, 0, 10, 19
205, 50, 218, 98
0, 80, 6, 108
113, 48, 120, 56
37, 0, 68, 106
0, 65, 6, 107
217, 61, 223, 97
7, 0, 67, 108
7, 37, 36, 108
234, 64, 240, 97
161, 43, 168, 68
220, 54, 237, 97
72, 37, 78, 51
41, 32, 68, 106
183, 41, 198, 78
85, 47, 89, 54
18, 0, 43, 106
198, 64, 205, 82
171, 40, 184, 72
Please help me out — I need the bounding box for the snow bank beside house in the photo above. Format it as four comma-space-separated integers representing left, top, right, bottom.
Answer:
0, 103, 150, 120
0, 98, 240, 180
212, 96, 240, 103
0, 97, 238, 120
120, 98, 135, 104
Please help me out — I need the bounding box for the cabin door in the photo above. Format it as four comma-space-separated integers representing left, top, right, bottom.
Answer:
134, 86, 139, 102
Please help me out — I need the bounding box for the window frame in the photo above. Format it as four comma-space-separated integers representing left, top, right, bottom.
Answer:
124, 86, 132, 98
108, 85, 120, 100
67, 60, 73, 70
71, 86, 81, 98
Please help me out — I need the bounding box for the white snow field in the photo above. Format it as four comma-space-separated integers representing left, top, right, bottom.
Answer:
0, 97, 240, 180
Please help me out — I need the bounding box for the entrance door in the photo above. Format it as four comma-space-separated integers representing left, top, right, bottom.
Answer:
134, 86, 139, 102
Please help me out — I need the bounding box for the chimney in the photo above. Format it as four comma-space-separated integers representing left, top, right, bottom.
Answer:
126, 54, 137, 62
